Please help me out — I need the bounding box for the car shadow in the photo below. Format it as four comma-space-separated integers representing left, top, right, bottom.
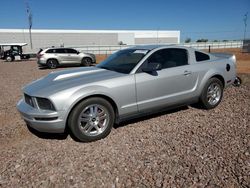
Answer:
114, 106, 189, 129
27, 125, 69, 140
26, 106, 190, 141
189, 103, 205, 110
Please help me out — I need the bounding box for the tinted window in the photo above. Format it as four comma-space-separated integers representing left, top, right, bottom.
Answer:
55, 49, 66, 53
97, 49, 148, 74
66, 49, 77, 54
46, 49, 65, 53
195, 51, 210, 61
46, 49, 56, 53
148, 48, 188, 69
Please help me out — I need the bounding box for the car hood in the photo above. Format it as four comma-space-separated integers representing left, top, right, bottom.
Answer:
23, 67, 125, 97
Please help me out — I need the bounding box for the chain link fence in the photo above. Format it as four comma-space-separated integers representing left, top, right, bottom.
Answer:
66, 41, 243, 55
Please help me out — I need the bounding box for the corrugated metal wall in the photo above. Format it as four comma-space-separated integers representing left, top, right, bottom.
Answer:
135, 37, 178, 44
0, 32, 118, 50
0, 29, 180, 52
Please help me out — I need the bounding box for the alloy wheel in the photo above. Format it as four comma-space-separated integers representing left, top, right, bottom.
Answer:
207, 83, 222, 106
78, 104, 109, 137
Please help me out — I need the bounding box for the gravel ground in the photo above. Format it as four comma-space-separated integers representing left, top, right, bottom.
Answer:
0, 60, 249, 187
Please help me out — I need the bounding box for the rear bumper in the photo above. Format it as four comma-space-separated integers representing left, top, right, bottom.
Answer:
37, 59, 47, 66
16, 99, 66, 133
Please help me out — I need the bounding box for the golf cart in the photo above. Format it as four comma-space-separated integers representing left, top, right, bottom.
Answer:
0, 43, 30, 62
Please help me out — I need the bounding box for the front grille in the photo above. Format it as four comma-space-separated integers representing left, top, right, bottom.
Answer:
24, 94, 34, 107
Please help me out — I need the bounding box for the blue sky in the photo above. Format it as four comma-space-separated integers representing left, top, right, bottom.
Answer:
0, 0, 249, 41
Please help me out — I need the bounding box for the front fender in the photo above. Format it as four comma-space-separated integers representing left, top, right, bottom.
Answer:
62, 85, 120, 122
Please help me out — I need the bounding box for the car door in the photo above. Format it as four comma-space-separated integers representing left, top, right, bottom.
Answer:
55, 48, 69, 64
135, 48, 199, 112
65, 48, 81, 64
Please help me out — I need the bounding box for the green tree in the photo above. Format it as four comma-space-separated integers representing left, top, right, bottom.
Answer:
185, 38, 191, 43
196, 39, 208, 42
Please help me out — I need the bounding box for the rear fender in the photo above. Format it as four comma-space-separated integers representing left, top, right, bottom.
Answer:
197, 70, 225, 96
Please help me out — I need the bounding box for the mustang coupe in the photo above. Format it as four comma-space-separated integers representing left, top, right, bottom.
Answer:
17, 45, 236, 142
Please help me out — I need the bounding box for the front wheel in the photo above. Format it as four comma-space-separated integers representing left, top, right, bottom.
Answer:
6, 56, 13, 62
200, 78, 223, 109
81, 57, 92, 66
68, 97, 115, 142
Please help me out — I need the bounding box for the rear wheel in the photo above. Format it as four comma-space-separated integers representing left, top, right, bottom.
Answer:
47, 59, 58, 69
68, 97, 115, 142
81, 57, 92, 66
200, 78, 223, 109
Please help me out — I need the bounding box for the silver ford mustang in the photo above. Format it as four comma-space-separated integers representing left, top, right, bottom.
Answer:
17, 45, 236, 142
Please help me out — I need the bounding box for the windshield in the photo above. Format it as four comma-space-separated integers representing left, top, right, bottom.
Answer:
97, 49, 149, 74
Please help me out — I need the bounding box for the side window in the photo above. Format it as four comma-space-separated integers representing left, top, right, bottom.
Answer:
46, 49, 55, 53
147, 48, 188, 69
55, 49, 66, 53
66, 49, 77, 54
195, 51, 210, 61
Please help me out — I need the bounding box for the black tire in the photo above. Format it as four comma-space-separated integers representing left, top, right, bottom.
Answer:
232, 76, 242, 87
200, 77, 223, 109
6, 56, 13, 62
47, 59, 58, 69
68, 97, 115, 142
81, 57, 92, 66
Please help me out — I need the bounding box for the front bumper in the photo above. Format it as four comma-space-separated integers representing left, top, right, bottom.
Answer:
17, 99, 66, 133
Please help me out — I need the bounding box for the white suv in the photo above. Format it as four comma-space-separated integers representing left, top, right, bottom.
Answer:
37, 48, 96, 69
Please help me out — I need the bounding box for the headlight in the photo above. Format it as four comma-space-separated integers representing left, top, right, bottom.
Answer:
36, 97, 56, 111
24, 94, 56, 111
24, 94, 34, 107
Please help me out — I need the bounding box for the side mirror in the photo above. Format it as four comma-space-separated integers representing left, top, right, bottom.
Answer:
142, 63, 162, 73
76, 51, 80, 54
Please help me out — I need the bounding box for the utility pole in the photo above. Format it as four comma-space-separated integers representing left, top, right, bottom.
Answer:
156, 28, 159, 44
26, 1, 33, 49
243, 12, 248, 41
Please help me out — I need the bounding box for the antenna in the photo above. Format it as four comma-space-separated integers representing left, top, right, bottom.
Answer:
26, 1, 33, 49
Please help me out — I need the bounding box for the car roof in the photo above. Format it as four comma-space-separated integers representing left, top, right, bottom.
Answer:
130, 45, 166, 50
130, 44, 191, 51
45, 47, 74, 50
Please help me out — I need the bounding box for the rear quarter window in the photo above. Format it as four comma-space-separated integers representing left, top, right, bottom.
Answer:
45, 49, 66, 53
195, 51, 210, 62
45, 49, 56, 53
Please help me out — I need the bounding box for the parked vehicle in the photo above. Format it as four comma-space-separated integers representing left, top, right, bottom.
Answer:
0, 43, 30, 62
17, 45, 236, 142
37, 48, 96, 68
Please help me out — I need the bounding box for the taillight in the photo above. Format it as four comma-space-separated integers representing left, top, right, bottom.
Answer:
36, 53, 43, 59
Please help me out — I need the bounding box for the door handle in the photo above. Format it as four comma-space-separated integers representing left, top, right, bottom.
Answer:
184, 70, 192, 76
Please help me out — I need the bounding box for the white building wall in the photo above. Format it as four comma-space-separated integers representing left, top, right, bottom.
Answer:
118, 33, 135, 45
0, 29, 180, 52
